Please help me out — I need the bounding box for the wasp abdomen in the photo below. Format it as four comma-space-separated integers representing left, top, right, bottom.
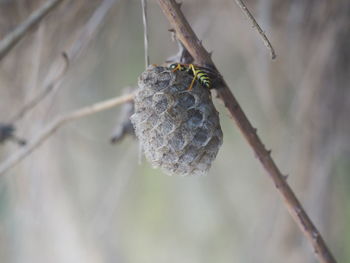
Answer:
169, 63, 213, 90
196, 70, 211, 89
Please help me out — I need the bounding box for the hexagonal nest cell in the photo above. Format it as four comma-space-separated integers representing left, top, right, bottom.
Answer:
131, 65, 223, 176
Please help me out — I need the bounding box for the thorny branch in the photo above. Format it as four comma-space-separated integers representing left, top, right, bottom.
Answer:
0, 0, 65, 61
156, 1, 336, 263
0, 93, 134, 176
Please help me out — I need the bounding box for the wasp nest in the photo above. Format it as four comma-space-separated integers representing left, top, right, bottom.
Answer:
130, 65, 223, 176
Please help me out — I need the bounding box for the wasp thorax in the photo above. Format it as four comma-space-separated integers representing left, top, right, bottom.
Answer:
131, 65, 223, 176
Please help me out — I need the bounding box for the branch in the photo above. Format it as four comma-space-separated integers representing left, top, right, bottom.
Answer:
233, 0, 276, 59
156, 1, 336, 263
0, 93, 134, 176
0, 0, 65, 61
9, 0, 120, 123
10, 53, 69, 123
65, 0, 119, 61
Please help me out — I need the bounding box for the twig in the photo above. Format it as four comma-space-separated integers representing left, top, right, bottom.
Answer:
10, 53, 69, 123
0, 93, 134, 176
233, 0, 276, 59
141, 0, 150, 67
156, 1, 336, 263
66, 0, 119, 61
8, 0, 120, 123
0, 0, 65, 61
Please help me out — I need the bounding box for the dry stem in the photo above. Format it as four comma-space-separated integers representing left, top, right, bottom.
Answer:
0, 0, 65, 61
0, 93, 134, 176
9, 0, 120, 123
10, 53, 69, 123
156, 1, 336, 262
141, 0, 150, 67
233, 0, 276, 59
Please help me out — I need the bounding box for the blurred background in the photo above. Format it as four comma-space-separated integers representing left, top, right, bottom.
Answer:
0, 0, 349, 262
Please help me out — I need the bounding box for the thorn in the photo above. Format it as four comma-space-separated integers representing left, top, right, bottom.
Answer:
283, 174, 289, 180
176, 1, 182, 8
168, 28, 176, 42
294, 207, 302, 215
267, 149, 272, 155
208, 51, 213, 58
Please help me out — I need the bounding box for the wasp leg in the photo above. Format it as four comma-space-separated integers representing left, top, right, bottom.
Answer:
188, 75, 197, 91
187, 64, 198, 91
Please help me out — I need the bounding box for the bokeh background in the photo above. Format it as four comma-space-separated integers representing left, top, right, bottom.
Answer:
0, 0, 349, 262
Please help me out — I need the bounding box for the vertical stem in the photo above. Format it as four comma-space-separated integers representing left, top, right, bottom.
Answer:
141, 0, 150, 67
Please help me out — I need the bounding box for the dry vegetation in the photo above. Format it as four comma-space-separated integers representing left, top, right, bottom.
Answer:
0, 0, 349, 262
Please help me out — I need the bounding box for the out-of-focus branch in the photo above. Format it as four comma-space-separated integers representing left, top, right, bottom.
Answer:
65, 0, 119, 61
0, 93, 134, 176
0, 0, 65, 61
9, 0, 120, 123
10, 53, 69, 123
156, 1, 336, 263
233, 0, 276, 59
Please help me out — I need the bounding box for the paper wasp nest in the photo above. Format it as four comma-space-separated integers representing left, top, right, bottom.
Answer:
131, 65, 223, 176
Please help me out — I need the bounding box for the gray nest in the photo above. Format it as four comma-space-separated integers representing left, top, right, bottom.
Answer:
131, 65, 223, 176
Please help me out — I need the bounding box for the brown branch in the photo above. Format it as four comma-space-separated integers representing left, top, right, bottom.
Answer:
0, 0, 65, 61
0, 93, 134, 176
233, 0, 276, 59
156, 1, 336, 263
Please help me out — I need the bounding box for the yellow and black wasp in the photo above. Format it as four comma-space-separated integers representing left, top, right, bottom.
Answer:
168, 63, 216, 91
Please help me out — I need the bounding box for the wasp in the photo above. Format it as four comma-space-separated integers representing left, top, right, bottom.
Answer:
168, 63, 214, 91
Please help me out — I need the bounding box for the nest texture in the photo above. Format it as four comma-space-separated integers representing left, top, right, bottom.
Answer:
131, 65, 223, 176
